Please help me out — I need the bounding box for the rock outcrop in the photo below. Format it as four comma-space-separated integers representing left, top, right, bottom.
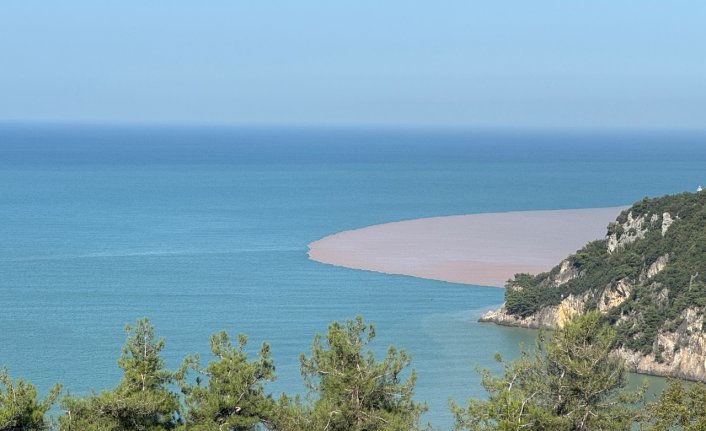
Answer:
661, 212, 674, 236
643, 254, 669, 281
607, 211, 649, 253
481, 279, 706, 381
618, 308, 706, 380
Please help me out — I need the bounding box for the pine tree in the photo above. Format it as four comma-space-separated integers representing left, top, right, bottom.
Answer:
642, 379, 706, 430
452, 312, 644, 431
59, 318, 180, 431
274, 316, 428, 431
0, 367, 60, 431
178, 331, 276, 430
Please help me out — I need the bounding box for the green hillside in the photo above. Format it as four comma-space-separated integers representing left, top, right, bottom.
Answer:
505, 191, 706, 358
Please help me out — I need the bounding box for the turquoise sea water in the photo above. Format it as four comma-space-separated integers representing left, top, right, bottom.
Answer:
1, 125, 705, 427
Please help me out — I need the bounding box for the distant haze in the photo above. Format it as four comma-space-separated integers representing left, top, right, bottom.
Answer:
1, 1, 705, 129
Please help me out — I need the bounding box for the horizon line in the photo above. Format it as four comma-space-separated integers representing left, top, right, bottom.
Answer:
2, 119, 706, 134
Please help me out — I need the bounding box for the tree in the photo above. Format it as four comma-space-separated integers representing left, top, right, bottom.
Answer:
274, 316, 428, 431
59, 318, 180, 431
451, 312, 643, 431
642, 379, 706, 430
450, 348, 552, 431
542, 313, 643, 430
178, 331, 276, 430
0, 367, 60, 431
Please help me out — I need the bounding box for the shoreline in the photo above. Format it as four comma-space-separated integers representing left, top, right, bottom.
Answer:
308, 206, 626, 287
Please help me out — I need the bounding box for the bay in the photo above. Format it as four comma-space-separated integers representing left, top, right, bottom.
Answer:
0, 124, 703, 427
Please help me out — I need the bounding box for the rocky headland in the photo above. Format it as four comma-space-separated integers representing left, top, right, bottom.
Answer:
480, 192, 706, 381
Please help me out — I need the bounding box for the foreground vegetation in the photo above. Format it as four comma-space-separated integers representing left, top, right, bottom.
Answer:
1, 314, 705, 430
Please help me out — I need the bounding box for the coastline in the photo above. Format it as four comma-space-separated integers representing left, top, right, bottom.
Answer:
308, 206, 626, 287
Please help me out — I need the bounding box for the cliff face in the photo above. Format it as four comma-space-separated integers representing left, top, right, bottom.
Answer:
480, 192, 706, 381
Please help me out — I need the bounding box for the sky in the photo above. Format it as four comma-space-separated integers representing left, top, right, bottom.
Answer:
0, 1, 705, 129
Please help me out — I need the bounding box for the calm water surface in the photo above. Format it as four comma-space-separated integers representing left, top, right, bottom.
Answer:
1, 125, 703, 427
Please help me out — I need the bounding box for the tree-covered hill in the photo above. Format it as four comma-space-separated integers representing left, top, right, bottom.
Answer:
482, 191, 706, 380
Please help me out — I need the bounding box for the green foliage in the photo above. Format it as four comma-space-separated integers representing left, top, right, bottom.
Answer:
503, 191, 706, 352
3, 315, 429, 430
505, 273, 559, 318
641, 379, 706, 430
117, 319, 176, 394
450, 347, 552, 431
8, 313, 697, 430
268, 394, 317, 431
0, 368, 60, 431
606, 222, 624, 237
571, 239, 610, 271
178, 331, 276, 430
274, 315, 428, 431
451, 313, 644, 431
59, 318, 180, 431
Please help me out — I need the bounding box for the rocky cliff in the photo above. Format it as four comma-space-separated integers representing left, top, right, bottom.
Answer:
480, 192, 706, 381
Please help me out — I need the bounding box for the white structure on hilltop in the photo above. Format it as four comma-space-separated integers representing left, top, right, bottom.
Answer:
698, 185, 703, 192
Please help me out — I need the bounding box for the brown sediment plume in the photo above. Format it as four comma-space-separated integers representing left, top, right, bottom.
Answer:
308, 207, 625, 287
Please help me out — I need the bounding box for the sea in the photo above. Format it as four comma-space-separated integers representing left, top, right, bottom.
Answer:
1, 124, 705, 428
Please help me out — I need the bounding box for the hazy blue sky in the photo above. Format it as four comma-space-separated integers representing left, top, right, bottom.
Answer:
1, 1, 704, 128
